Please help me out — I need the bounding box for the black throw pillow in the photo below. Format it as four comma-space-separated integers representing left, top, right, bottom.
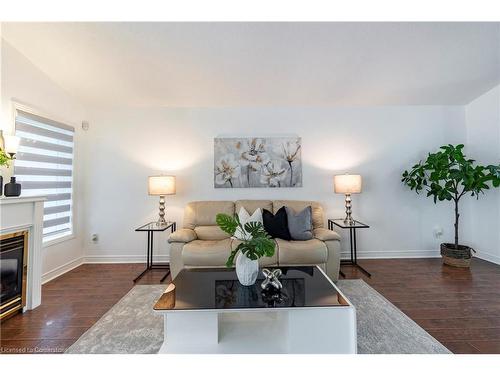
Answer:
262, 206, 292, 241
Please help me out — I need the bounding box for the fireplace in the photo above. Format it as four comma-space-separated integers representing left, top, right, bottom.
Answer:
0, 231, 28, 320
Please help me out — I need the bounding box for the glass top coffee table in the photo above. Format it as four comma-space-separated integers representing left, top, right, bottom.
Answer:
154, 266, 357, 353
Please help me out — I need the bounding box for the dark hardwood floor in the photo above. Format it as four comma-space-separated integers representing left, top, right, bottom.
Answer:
341, 258, 500, 354
0, 263, 166, 354
1, 258, 500, 354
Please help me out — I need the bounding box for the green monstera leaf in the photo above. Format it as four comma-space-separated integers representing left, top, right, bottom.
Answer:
218, 214, 276, 267
216, 213, 239, 236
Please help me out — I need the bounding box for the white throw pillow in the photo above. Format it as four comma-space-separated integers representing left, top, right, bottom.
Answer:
234, 207, 263, 240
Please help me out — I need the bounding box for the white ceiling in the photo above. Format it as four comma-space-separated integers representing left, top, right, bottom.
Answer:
2, 22, 500, 107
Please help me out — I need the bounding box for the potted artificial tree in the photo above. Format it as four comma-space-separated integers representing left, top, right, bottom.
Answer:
402, 144, 500, 267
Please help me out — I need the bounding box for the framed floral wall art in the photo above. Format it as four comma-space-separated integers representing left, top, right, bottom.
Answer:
214, 137, 302, 188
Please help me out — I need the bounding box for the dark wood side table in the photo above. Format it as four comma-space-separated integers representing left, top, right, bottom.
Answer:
134, 221, 176, 283
328, 219, 371, 278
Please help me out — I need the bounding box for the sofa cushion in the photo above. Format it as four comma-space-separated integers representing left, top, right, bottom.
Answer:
285, 206, 313, 240
276, 238, 328, 265
263, 206, 292, 241
313, 227, 341, 241
273, 200, 324, 229
183, 201, 235, 229
231, 239, 278, 267
234, 207, 263, 240
182, 239, 232, 267
235, 200, 273, 215
168, 228, 197, 243
194, 226, 230, 241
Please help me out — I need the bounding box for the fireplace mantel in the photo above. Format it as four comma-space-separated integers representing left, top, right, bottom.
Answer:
1, 195, 46, 310
0, 196, 47, 205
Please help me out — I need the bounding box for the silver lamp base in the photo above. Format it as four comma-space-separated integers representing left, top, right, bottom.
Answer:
343, 193, 355, 225
157, 195, 166, 224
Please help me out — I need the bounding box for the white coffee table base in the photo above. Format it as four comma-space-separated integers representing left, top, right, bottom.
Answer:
158, 306, 356, 354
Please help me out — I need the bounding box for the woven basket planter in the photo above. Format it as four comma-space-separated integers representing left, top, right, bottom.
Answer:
440, 243, 475, 268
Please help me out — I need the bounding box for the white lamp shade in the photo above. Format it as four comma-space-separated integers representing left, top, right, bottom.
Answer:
148, 175, 176, 195
4, 135, 20, 154
334, 174, 362, 194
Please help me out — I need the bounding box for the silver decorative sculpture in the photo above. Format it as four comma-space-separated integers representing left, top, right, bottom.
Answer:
261, 268, 282, 290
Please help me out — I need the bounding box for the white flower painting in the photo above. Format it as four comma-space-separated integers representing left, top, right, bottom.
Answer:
214, 137, 302, 188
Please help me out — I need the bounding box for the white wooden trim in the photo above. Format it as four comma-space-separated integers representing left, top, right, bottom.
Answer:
342, 249, 441, 259
474, 250, 500, 265
43, 233, 76, 248
42, 257, 84, 284
10, 99, 80, 131
0, 196, 47, 205
37, 249, 499, 286
83, 254, 170, 263
29, 200, 45, 309
1, 223, 33, 234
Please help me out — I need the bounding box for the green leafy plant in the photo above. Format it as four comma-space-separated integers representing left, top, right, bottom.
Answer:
216, 213, 275, 267
402, 144, 500, 249
0, 149, 13, 168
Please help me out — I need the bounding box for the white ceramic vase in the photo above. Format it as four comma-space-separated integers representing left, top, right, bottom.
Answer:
235, 252, 259, 286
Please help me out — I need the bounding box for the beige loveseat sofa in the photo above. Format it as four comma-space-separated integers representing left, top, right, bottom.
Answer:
168, 200, 341, 281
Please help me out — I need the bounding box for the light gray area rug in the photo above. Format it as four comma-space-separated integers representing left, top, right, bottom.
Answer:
65, 280, 450, 354
336, 279, 450, 354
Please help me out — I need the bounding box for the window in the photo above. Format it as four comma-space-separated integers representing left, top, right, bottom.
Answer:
14, 108, 75, 243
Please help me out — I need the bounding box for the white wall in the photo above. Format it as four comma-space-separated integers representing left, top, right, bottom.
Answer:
3, 25, 496, 269
83, 106, 467, 261
1, 40, 86, 280
463, 85, 500, 264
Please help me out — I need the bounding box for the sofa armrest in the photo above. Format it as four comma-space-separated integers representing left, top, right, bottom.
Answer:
168, 228, 197, 243
313, 228, 341, 242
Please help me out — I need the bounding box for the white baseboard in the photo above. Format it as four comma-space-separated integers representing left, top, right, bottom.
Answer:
83, 254, 170, 264
474, 250, 500, 265
41, 249, 499, 284
341, 250, 441, 259
342, 249, 500, 265
42, 256, 84, 284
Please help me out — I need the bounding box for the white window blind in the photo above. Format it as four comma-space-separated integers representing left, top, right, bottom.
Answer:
14, 109, 75, 242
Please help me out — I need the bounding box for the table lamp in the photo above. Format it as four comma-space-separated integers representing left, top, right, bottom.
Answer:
4, 135, 21, 158
334, 174, 362, 224
148, 175, 176, 224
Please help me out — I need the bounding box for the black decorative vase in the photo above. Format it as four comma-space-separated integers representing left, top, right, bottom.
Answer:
0, 175, 3, 196
4, 177, 21, 197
